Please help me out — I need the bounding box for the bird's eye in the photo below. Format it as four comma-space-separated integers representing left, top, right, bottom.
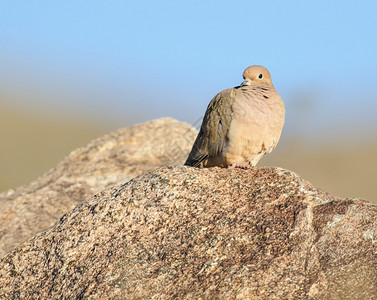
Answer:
258, 74, 263, 79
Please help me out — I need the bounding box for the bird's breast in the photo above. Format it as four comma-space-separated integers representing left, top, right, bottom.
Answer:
223, 87, 285, 166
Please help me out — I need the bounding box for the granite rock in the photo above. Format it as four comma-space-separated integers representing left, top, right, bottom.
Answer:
0, 118, 197, 257
1, 166, 376, 299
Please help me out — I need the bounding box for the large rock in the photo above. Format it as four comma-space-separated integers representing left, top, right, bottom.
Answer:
0, 118, 197, 258
0, 166, 376, 299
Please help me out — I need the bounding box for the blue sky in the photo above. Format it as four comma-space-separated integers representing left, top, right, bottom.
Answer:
1, 1, 376, 141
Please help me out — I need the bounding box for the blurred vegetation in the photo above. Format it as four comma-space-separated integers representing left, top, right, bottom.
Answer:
0, 103, 375, 204
0, 104, 108, 191
261, 138, 376, 203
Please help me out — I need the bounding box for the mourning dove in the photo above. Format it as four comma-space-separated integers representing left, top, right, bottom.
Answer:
185, 65, 285, 168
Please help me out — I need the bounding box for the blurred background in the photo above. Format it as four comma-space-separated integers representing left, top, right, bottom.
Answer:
0, 1, 376, 202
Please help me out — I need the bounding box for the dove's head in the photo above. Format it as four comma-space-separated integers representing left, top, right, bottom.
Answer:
241, 65, 272, 87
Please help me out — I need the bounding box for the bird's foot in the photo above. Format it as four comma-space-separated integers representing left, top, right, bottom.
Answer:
229, 163, 252, 169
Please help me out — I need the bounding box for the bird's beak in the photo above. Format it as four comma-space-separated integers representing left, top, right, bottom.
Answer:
240, 78, 251, 86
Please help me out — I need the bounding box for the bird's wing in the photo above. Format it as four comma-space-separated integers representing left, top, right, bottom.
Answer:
185, 88, 236, 167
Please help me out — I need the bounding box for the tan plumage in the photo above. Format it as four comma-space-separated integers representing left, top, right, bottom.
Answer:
185, 65, 285, 168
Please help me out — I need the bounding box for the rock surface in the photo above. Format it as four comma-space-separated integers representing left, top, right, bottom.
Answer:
1, 166, 376, 299
0, 118, 197, 257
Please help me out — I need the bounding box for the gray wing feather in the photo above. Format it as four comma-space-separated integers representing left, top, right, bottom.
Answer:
184, 88, 235, 167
